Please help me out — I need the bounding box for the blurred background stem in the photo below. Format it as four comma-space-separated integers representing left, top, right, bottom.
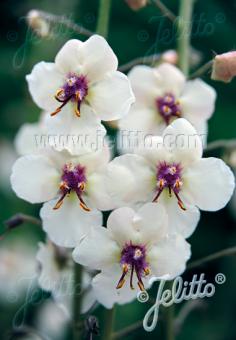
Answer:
163, 281, 175, 340
177, 0, 195, 76
101, 307, 116, 340
73, 263, 82, 340
96, 0, 112, 38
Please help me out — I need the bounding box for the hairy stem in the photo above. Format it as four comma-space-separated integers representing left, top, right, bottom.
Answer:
177, 0, 195, 76
204, 139, 236, 152
189, 60, 213, 79
73, 263, 82, 340
187, 246, 236, 270
101, 307, 115, 340
152, 0, 176, 22
96, 0, 112, 38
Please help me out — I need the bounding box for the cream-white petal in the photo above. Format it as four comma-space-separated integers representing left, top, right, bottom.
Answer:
40, 197, 103, 248
163, 118, 203, 166
26, 62, 64, 111
88, 71, 135, 121
183, 157, 235, 211
81, 35, 118, 82
106, 154, 155, 206
181, 79, 216, 121
55, 39, 83, 74
92, 266, 140, 309
155, 63, 186, 97
72, 226, 120, 270
11, 155, 59, 203
148, 234, 191, 279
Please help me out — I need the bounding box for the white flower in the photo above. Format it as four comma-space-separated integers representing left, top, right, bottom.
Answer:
73, 203, 191, 309
26, 35, 134, 135
14, 109, 106, 156
0, 241, 37, 303
119, 63, 216, 150
11, 146, 113, 247
36, 240, 96, 315
36, 300, 69, 340
106, 118, 235, 238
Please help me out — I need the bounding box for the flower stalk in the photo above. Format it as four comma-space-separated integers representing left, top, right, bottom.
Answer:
177, 0, 195, 76
73, 263, 83, 340
101, 307, 116, 340
163, 281, 175, 340
96, 0, 112, 38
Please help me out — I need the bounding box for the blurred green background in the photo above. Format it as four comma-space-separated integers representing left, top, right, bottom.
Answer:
0, 0, 236, 339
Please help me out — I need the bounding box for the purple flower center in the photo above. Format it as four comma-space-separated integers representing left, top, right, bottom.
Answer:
153, 162, 186, 210
116, 242, 150, 291
156, 93, 181, 125
53, 163, 90, 211
51, 73, 88, 118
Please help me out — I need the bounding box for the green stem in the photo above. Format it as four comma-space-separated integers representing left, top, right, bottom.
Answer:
177, 0, 195, 76
96, 0, 112, 38
187, 246, 236, 270
101, 307, 116, 340
163, 281, 175, 340
73, 263, 82, 340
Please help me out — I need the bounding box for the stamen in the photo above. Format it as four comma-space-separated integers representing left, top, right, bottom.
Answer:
116, 264, 129, 289
154, 162, 186, 210
53, 191, 69, 210
174, 192, 186, 211
54, 164, 90, 211
51, 74, 88, 118
130, 265, 135, 290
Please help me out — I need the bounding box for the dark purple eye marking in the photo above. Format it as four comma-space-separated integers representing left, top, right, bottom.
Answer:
153, 162, 186, 211
156, 93, 181, 125
51, 73, 88, 118
53, 163, 90, 211
116, 242, 150, 291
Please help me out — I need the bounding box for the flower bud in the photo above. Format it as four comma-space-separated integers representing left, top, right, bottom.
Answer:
125, 0, 148, 11
162, 50, 178, 65
211, 51, 236, 83
27, 10, 50, 37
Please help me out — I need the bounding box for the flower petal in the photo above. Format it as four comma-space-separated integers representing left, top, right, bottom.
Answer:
159, 194, 200, 238
163, 118, 203, 166
106, 154, 155, 206
44, 104, 106, 156
128, 65, 161, 106
15, 122, 44, 156
26, 62, 64, 111
72, 226, 120, 270
107, 207, 139, 246
148, 234, 191, 279
92, 266, 139, 309
88, 71, 135, 121
181, 79, 216, 121
183, 157, 235, 211
41, 196, 103, 247
86, 172, 115, 211
108, 203, 168, 246
136, 203, 168, 243
11, 155, 59, 203
55, 39, 83, 73
155, 63, 186, 97
81, 35, 118, 82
